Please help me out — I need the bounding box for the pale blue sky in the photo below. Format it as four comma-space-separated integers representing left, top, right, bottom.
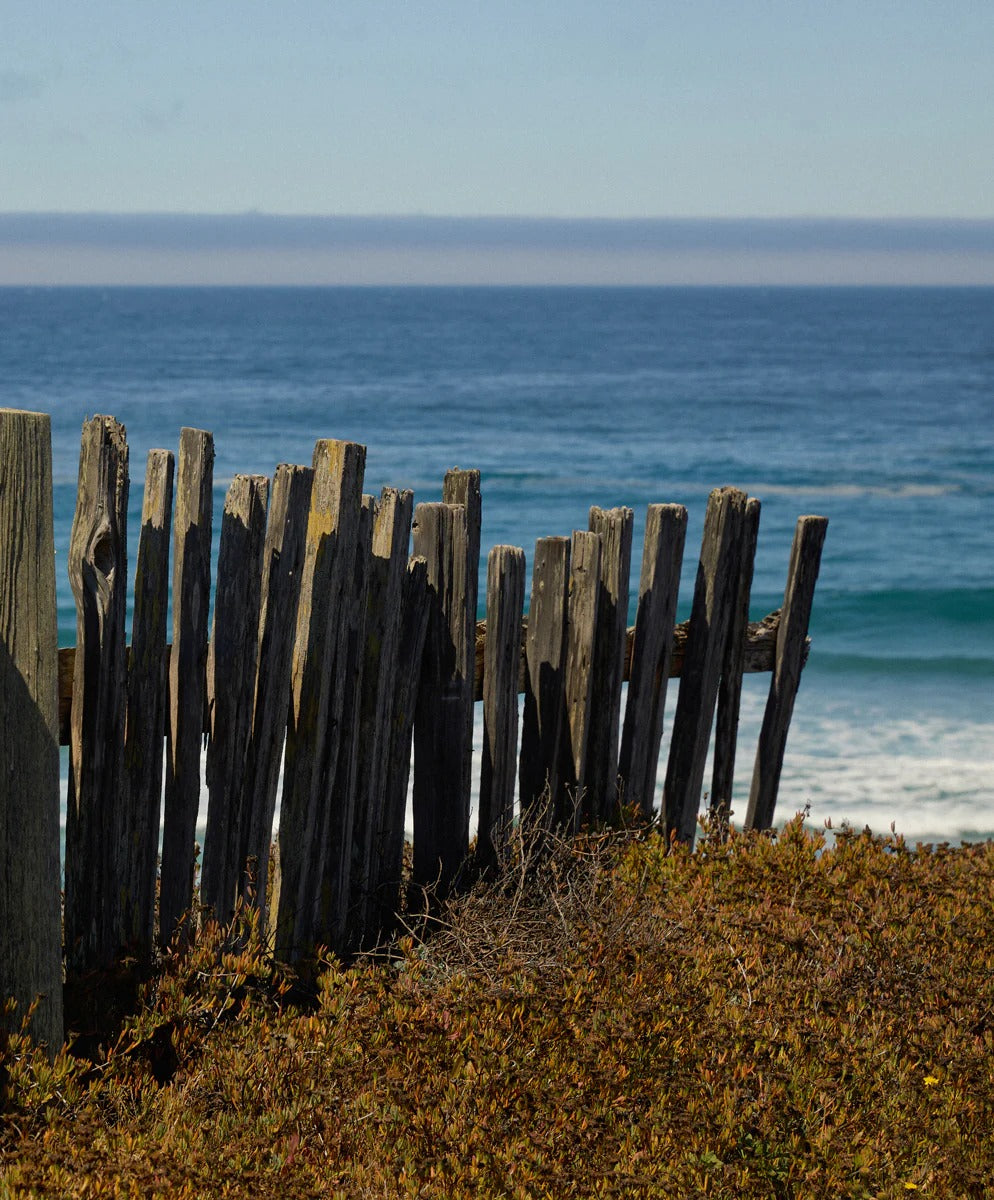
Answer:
3, 0, 993, 219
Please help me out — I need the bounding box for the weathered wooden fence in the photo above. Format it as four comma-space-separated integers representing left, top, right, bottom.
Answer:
0, 408, 827, 1047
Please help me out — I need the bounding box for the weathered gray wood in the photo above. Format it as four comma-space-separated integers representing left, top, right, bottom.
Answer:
585, 506, 633, 823
122, 449, 174, 961
662, 486, 747, 845
239, 463, 313, 927
518, 536, 571, 823
201, 474, 270, 924
311, 492, 374, 954
562, 530, 601, 832
64, 415, 130, 974
442, 468, 481, 829
745, 515, 828, 832
0, 409, 64, 1050
160, 427, 214, 944
274, 438, 366, 963
349, 487, 414, 946
618, 504, 687, 821
710, 496, 761, 832
478, 545, 526, 871
368, 555, 429, 936
412, 502, 472, 894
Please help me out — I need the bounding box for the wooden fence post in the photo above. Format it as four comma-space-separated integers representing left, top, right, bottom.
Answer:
710, 496, 761, 833
274, 439, 366, 963
0, 408, 64, 1050
367, 555, 430, 936
478, 545, 526, 871
160, 428, 214, 944
239, 463, 313, 928
201, 474, 270, 924
562, 529, 602, 832
349, 487, 414, 947
412, 501, 473, 894
745, 515, 828, 831
64, 415, 130, 974
122, 449, 174, 962
586, 506, 633, 823
518, 536, 571, 825
618, 503, 687, 820
662, 486, 747, 845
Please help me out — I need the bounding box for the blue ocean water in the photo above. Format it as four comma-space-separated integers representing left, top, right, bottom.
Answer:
2, 286, 992, 840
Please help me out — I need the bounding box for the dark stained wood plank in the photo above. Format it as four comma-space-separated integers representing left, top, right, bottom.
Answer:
518, 536, 571, 824
160, 427, 214, 944
412, 501, 472, 894
618, 503, 687, 821
64, 414, 130, 974
122, 448, 174, 962
662, 486, 747, 845
745, 515, 829, 832
239, 463, 312, 928
710, 496, 761, 833
562, 529, 601, 832
201, 474, 270, 924
274, 438, 365, 963
0, 408, 65, 1050
478, 545, 526, 871
585, 506, 633, 823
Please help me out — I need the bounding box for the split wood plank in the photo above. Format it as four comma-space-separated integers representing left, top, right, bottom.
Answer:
745, 515, 828, 832
64, 414, 130, 974
201, 474, 270, 923
618, 503, 687, 820
412, 501, 472, 894
239, 463, 313, 927
662, 486, 747, 845
562, 529, 601, 832
0, 408, 65, 1051
585, 506, 633, 823
122, 449, 174, 961
478, 545, 526, 871
274, 438, 365, 963
518, 536, 571, 824
160, 427, 214, 944
710, 496, 761, 832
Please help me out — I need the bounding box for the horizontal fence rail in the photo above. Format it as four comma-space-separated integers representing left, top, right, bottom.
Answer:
0, 407, 828, 1049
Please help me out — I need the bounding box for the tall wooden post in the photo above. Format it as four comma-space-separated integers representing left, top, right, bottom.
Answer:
0, 408, 64, 1051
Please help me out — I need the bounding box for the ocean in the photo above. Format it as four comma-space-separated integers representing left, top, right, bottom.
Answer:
1, 286, 992, 843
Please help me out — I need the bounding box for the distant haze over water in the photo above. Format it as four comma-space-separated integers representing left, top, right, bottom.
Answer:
1, 284, 991, 842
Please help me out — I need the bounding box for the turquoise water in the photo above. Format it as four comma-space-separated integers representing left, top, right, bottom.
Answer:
2, 285, 992, 840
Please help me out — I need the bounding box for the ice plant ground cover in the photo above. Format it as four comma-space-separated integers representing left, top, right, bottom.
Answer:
3, 815, 994, 1197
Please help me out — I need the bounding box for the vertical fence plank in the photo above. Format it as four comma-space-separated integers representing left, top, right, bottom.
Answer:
0, 409, 64, 1050
745, 515, 828, 832
122, 449, 174, 962
412, 502, 472, 894
274, 439, 366, 963
64, 415, 130, 974
585, 506, 633, 823
311, 492, 374, 954
562, 529, 601, 832
662, 486, 747, 845
350, 487, 414, 946
201, 474, 270, 924
710, 496, 761, 832
518, 536, 571, 824
618, 503, 687, 821
478, 545, 526, 871
442, 468, 481, 827
239, 463, 312, 927
160, 428, 214, 944
368, 555, 430, 937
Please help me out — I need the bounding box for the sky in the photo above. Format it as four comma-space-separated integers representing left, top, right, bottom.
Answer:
2, 1, 994, 283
